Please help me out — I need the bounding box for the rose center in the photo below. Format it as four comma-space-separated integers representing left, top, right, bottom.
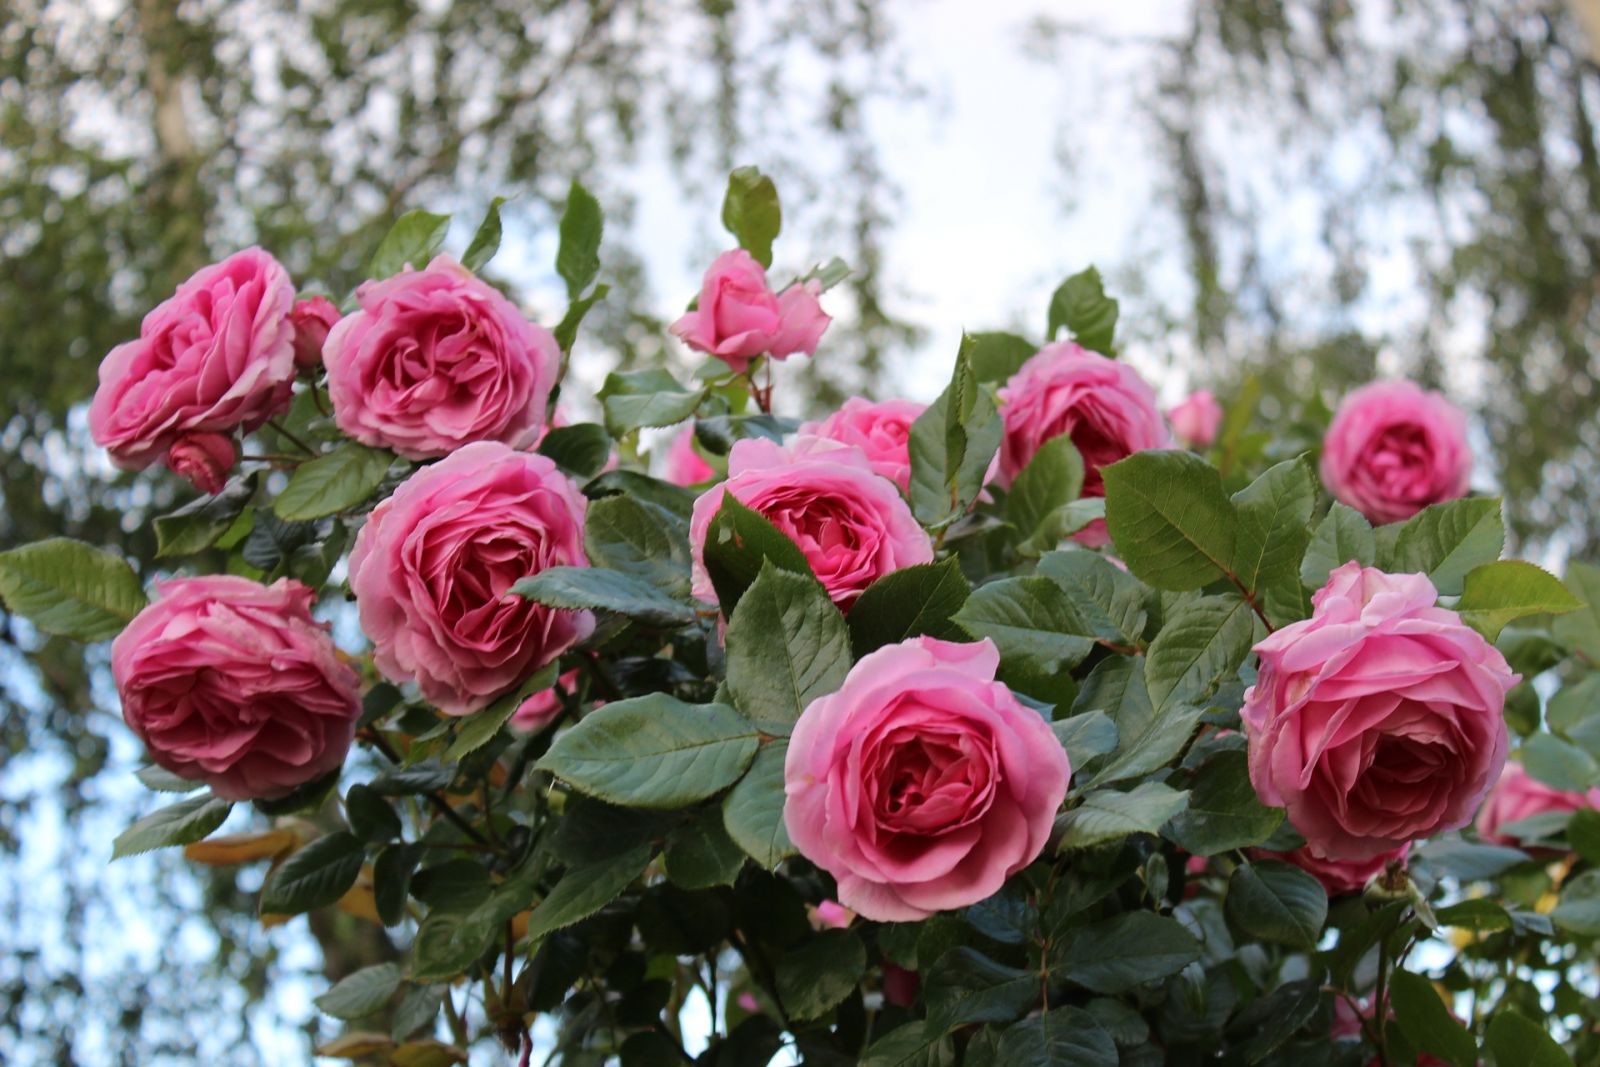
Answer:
870, 726, 996, 835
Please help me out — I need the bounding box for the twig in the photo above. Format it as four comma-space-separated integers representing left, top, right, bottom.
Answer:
265, 418, 318, 457
361, 729, 495, 849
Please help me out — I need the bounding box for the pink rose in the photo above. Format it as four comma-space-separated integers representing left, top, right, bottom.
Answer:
662, 426, 716, 487
1252, 842, 1410, 896
1475, 761, 1600, 845
90, 247, 297, 472
783, 636, 1071, 921
689, 437, 933, 613
325, 256, 560, 459
670, 250, 830, 373
796, 397, 925, 494
166, 432, 237, 495
348, 442, 592, 715
1242, 563, 1515, 860
111, 576, 361, 801
1320, 380, 1472, 524
996, 343, 1169, 546
289, 295, 341, 370
510, 669, 584, 735
813, 900, 854, 929
1167, 389, 1223, 449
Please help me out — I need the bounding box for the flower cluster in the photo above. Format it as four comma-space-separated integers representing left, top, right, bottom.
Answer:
16, 175, 1590, 1064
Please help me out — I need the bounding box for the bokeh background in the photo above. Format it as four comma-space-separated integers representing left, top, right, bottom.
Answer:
2, 0, 1599, 1062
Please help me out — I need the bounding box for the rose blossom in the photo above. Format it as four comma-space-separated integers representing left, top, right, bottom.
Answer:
796, 397, 925, 494
1475, 761, 1600, 845
662, 426, 716, 486
670, 250, 830, 373
1252, 842, 1410, 896
112, 576, 361, 800
510, 669, 583, 735
1320, 380, 1472, 524
90, 247, 297, 472
325, 255, 560, 459
289, 295, 341, 370
689, 437, 933, 612
166, 432, 237, 495
348, 442, 592, 715
1167, 389, 1223, 449
996, 343, 1169, 546
784, 636, 1070, 920
1241, 563, 1515, 860
813, 900, 854, 929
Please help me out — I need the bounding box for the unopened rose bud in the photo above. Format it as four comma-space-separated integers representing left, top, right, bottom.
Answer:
289, 295, 341, 371
166, 432, 237, 495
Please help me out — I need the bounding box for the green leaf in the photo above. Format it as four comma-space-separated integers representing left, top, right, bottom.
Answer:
1485, 1012, 1575, 1067
923, 947, 1037, 1035
1163, 751, 1284, 856
907, 338, 1003, 527
372, 844, 422, 927
369, 210, 450, 279
1552, 868, 1600, 935
0, 537, 147, 641
344, 784, 401, 843
701, 493, 814, 612
511, 567, 697, 629
154, 472, 259, 558
410, 903, 497, 982
725, 565, 851, 735
552, 282, 608, 353
1055, 912, 1200, 994
260, 831, 365, 915
722, 741, 795, 869
1037, 550, 1149, 647
1233, 977, 1322, 1063
1570, 808, 1600, 865
1300, 502, 1376, 588
582, 494, 691, 590
136, 764, 202, 793
537, 423, 613, 480
1521, 733, 1598, 792
1225, 860, 1328, 950
693, 413, 798, 454
602, 388, 705, 436
315, 963, 403, 1021
1454, 560, 1582, 641
1101, 451, 1237, 591
391, 983, 446, 1041
847, 557, 971, 657
1058, 782, 1190, 850
1553, 561, 1600, 662
1389, 971, 1478, 1067
1081, 658, 1206, 786
1051, 711, 1118, 770
1046, 266, 1119, 353
440, 662, 558, 763
1007, 436, 1086, 556
536, 695, 759, 809
527, 841, 653, 940
720, 166, 782, 268
963, 331, 1037, 385
273, 444, 392, 521
663, 807, 746, 889
1230, 457, 1316, 624
111, 794, 231, 858
555, 180, 603, 298
461, 196, 506, 273
858, 1023, 955, 1067
1390, 497, 1505, 596
994, 1008, 1117, 1067
800, 256, 852, 292
953, 577, 1097, 700
774, 929, 867, 1021
1143, 595, 1255, 714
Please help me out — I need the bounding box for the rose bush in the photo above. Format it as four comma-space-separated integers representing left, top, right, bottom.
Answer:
3, 171, 1597, 1066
